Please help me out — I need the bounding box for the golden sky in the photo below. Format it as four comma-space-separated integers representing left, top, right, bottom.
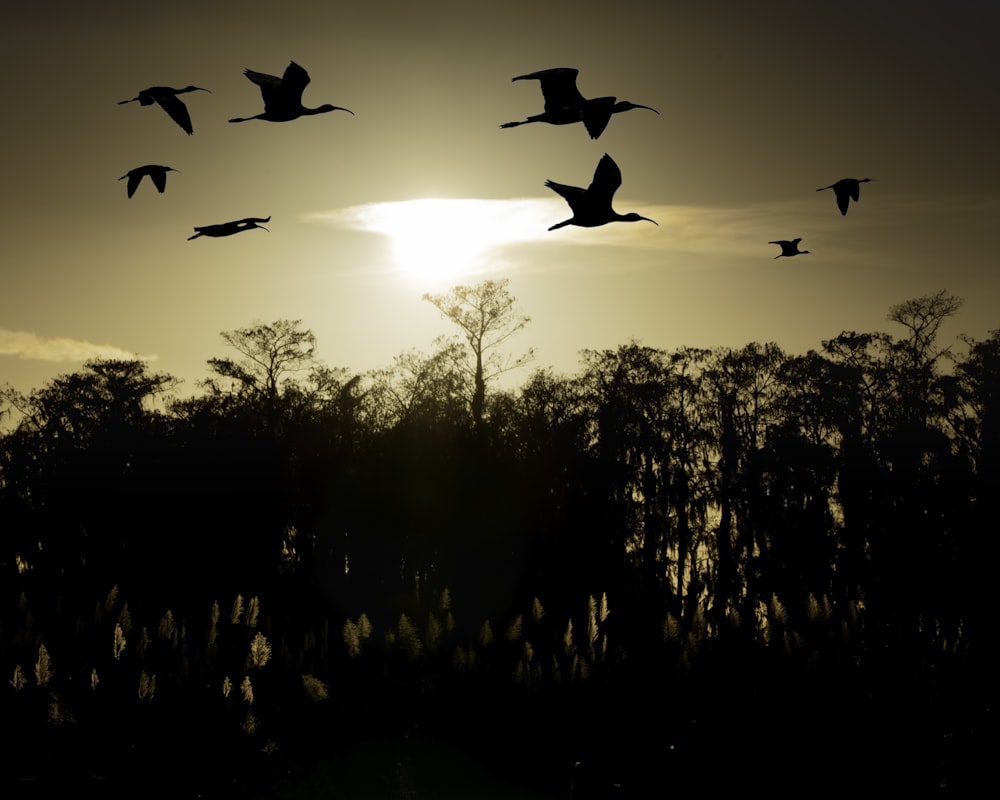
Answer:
2, 0, 998, 395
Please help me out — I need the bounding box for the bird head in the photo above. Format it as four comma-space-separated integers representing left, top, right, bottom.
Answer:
616, 101, 659, 115
623, 213, 658, 225
316, 104, 355, 115
183, 86, 211, 94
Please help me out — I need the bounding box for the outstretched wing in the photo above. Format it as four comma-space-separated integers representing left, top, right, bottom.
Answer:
150, 168, 168, 194
581, 96, 616, 139
835, 187, 851, 215
281, 62, 311, 94
156, 94, 195, 134
588, 154, 623, 201
243, 68, 285, 110
513, 67, 585, 111
118, 170, 143, 198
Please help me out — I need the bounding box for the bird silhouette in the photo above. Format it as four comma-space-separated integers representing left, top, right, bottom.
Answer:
816, 178, 873, 216
769, 238, 811, 258
188, 217, 270, 240
117, 85, 210, 135
118, 165, 179, 198
229, 61, 354, 123
546, 153, 657, 230
501, 67, 658, 139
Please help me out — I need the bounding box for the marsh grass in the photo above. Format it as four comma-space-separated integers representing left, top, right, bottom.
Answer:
0, 578, 980, 797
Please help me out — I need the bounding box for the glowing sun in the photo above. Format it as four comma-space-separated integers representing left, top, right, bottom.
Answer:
335, 197, 550, 284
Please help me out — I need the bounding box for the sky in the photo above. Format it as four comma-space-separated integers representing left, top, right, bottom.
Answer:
2, 0, 999, 400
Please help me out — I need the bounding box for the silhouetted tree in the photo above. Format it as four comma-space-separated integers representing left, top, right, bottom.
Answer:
0, 359, 176, 590
363, 340, 468, 432
423, 279, 533, 431
821, 291, 968, 651
703, 342, 787, 618
577, 342, 676, 611
203, 318, 318, 435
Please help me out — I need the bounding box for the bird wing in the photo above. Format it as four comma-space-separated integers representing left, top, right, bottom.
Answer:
156, 94, 195, 134
514, 67, 585, 111
282, 62, 311, 92
544, 179, 585, 205
847, 181, 861, 202
835, 189, 850, 215
588, 154, 623, 201
581, 97, 616, 139
150, 168, 168, 194
243, 68, 286, 110
121, 171, 142, 198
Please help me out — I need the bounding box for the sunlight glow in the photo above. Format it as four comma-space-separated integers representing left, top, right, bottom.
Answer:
309, 198, 553, 283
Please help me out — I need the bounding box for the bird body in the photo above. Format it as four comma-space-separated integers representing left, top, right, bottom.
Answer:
817, 178, 872, 215
188, 217, 271, 240
118, 165, 178, 198
229, 61, 353, 123
118, 85, 209, 135
502, 67, 657, 139
546, 154, 657, 230
769, 238, 810, 258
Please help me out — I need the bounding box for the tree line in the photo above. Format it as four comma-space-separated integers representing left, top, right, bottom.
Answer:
0, 282, 993, 794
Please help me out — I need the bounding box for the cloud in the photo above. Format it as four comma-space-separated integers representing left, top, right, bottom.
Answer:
304, 198, 558, 279
304, 196, 825, 255
0, 330, 156, 364
303, 193, 941, 271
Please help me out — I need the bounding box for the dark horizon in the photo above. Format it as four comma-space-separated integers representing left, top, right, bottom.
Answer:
1, 285, 993, 797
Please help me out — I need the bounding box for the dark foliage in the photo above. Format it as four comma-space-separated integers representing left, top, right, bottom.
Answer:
0, 295, 994, 797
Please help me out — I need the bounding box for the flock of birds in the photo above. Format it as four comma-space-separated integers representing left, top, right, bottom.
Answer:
768, 177, 874, 258
118, 61, 350, 239
117, 62, 873, 250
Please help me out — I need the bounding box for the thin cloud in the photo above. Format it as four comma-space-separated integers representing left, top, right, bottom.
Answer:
306, 197, 552, 245
305, 196, 819, 253
305, 198, 556, 278
0, 330, 156, 364
303, 194, 933, 269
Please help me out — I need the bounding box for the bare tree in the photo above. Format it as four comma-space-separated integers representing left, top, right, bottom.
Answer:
888, 289, 964, 368
423, 279, 534, 429
203, 319, 318, 432
206, 320, 316, 398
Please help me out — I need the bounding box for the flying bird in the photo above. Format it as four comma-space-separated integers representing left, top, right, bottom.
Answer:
545, 153, 657, 231
117, 85, 210, 135
188, 217, 271, 240
118, 165, 179, 198
816, 178, 873, 216
501, 67, 658, 140
769, 238, 811, 258
229, 61, 354, 123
